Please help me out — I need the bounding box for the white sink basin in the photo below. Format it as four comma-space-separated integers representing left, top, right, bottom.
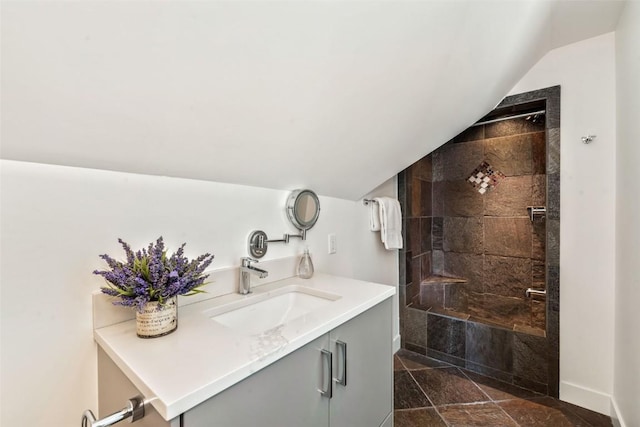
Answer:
207, 285, 341, 335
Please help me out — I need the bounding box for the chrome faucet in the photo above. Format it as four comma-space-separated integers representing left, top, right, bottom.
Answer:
239, 257, 268, 295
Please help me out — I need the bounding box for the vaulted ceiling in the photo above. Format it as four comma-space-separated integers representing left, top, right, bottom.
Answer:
1, 1, 624, 200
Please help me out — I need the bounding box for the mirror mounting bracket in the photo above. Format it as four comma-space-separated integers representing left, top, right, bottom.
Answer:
248, 229, 306, 259
247, 189, 319, 259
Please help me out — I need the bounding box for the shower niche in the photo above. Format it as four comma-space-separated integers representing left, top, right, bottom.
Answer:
398, 87, 560, 397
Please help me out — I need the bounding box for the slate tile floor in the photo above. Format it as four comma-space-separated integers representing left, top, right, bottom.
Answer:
394, 349, 613, 427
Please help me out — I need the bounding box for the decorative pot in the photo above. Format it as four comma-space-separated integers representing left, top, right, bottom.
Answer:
136, 297, 178, 338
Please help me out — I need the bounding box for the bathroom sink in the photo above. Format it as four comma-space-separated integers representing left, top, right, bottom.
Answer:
207, 285, 341, 335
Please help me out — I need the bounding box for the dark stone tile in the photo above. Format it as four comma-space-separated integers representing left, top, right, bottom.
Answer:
546, 87, 562, 129
532, 220, 546, 261
513, 376, 548, 395
394, 370, 432, 409
547, 172, 560, 220
404, 342, 427, 355
466, 321, 513, 373
438, 402, 519, 426
464, 360, 513, 384
421, 252, 432, 282
432, 182, 445, 216
532, 174, 546, 206
432, 217, 443, 250
484, 217, 532, 258
421, 217, 432, 253
396, 349, 452, 370
404, 251, 412, 286
427, 313, 466, 358
485, 175, 532, 217
484, 134, 533, 176
532, 259, 546, 286
420, 282, 444, 309
420, 180, 433, 217
441, 140, 484, 181
411, 367, 490, 406
532, 131, 546, 174
484, 255, 532, 298
432, 150, 444, 182
432, 250, 444, 275
443, 252, 484, 293
499, 397, 590, 427
463, 370, 540, 401
443, 180, 484, 217
547, 355, 560, 398
404, 307, 427, 348
399, 250, 408, 286
427, 348, 466, 367
548, 128, 560, 174
513, 332, 548, 385
411, 178, 423, 217
408, 218, 420, 254
531, 300, 546, 330
444, 282, 468, 312
453, 124, 485, 143
547, 308, 560, 356
443, 217, 484, 254
394, 408, 446, 427
485, 117, 545, 139
547, 219, 560, 266
470, 293, 530, 328
410, 155, 432, 182
562, 399, 614, 427
394, 354, 406, 371
410, 257, 421, 296
547, 265, 559, 311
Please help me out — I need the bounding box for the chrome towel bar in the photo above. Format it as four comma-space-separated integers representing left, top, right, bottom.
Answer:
363, 198, 378, 206
81, 396, 145, 427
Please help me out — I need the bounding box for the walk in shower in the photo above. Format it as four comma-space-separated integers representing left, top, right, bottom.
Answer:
398, 86, 560, 397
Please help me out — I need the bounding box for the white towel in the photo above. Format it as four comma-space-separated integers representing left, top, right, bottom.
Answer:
369, 201, 381, 231
375, 197, 403, 250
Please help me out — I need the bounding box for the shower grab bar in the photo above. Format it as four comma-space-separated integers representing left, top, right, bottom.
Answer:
81, 396, 145, 427
525, 288, 546, 298
527, 206, 546, 222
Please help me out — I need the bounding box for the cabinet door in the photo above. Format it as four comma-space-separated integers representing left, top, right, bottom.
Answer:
184, 334, 330, 427
329, 298, 393, 427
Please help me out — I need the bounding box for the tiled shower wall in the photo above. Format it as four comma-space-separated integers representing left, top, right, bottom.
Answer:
398, 86, 561, 397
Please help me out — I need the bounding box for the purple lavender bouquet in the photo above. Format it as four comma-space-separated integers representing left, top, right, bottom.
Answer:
94, 237, 214, 312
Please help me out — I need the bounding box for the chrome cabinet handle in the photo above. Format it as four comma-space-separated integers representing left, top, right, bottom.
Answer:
81, 396, 145, 427
319, 349, 332, 398
334, 340, 347, 387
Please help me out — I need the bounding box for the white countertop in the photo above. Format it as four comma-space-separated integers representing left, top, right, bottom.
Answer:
94, 273, 395, 420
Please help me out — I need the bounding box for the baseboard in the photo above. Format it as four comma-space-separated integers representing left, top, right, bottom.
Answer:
393, 334, 401, 353
560, 381, 612, 416
610, 397, 627, 427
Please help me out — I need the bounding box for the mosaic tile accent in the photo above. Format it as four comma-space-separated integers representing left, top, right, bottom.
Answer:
467, 161, 505, 194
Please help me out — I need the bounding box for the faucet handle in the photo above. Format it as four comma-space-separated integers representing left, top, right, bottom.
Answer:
241, 257, 259, 267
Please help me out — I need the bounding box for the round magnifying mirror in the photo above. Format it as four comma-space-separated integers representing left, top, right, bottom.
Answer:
286, 189, 321, 231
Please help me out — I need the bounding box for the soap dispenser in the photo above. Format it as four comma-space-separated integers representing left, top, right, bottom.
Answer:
297, 247, 314, 279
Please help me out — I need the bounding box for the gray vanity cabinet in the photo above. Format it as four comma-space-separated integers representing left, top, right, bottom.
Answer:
98, 297, 393, 427
329, 297, 393, 427
184, 297, 393, 427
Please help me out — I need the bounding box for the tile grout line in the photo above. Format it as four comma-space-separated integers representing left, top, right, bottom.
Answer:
457, 368, 523, 427
404, 366, 451, 427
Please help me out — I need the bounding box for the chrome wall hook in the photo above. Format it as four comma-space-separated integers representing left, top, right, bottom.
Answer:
581, 135, 597, 144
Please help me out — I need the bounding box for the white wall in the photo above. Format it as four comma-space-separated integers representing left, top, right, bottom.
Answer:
614, 2, 640, 426
510, 32, 617, 414
0, 160, 398, 427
